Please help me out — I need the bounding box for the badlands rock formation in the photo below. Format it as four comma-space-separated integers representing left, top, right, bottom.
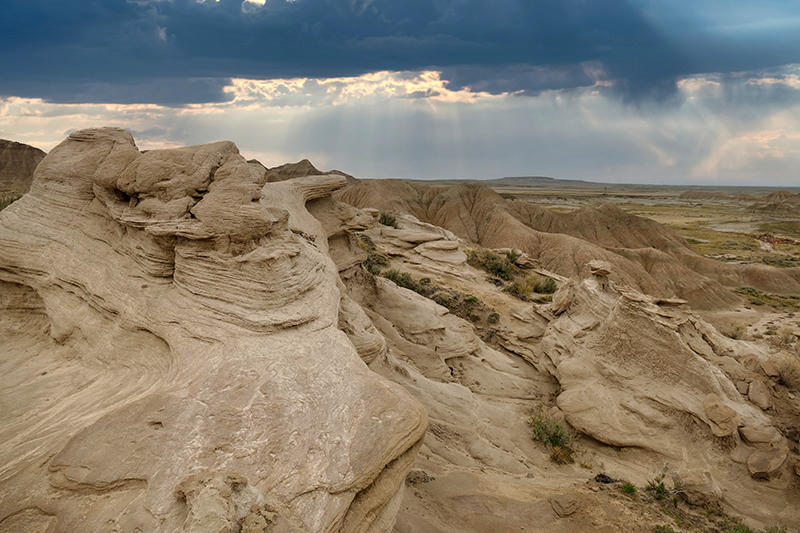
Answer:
3, 135, 799, 533
331, 216, 799, 531
337, 180, 800, 308
0, 129, 425, 532
0, 139, 46, 192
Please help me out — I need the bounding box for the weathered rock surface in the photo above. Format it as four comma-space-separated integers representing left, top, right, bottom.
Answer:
0, 128, 425, 532
0, 139, 46, 192
674, 470, 722, 506
747, 448, 788, 480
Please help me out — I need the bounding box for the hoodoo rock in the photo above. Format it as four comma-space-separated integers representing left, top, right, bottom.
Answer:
0, 128, 425, 532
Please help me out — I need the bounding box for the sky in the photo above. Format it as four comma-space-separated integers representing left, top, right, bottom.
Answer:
1, 0, 800, 185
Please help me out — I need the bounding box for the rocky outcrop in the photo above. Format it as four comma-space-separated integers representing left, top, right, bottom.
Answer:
0, 128, 425, 532
0, 139, 46, 192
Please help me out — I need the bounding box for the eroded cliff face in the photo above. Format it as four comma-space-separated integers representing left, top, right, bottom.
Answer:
0, 128, 426, 533
0, 139, 46, 193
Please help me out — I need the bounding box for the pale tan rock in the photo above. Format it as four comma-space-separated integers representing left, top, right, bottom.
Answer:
0, 128, 426, 533
760, 360, 780, 378
748, 380, 772, 410
730, 446, 754, 464
674, 470, 722, 506
736, 380, 750, 394
739, 354, 760, 371
588, 260, 613, 276
704, 394, 741, 437
739, 427, 772, 445
747, 448, 788, 480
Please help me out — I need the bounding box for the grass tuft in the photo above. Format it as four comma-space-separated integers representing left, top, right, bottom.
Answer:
379, 212, 398, 228
529, 409, 576, 464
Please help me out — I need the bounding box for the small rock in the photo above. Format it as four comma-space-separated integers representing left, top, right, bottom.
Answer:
674, 470, 722, 506
588, 260, 613, 277
760, 360, 780, 378
747, 448, 788, 480
748, 381, 772, 410
739, 354, 759, 371
594, 473, 615, 484
735, 380, 749, 395
549, 495, 579, 517
785, 428, 800, 443
739, 427, 772, 445
703, 394, 741, 437
730, 446, 753, 464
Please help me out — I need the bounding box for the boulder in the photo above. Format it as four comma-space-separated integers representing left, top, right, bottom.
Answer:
748, 381, 772, 410
704, 394, 742, 438
760, 360, 780, 378
674, 470, 722, 506
738, 427, 772, 445
747, 448, 788, 480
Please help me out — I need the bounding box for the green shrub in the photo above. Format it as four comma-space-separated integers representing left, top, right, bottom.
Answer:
0, 193, 22, 211
487, 312, 500, 324
529, 410, 576, 464
645, 470, 669, 500
467, 249, 515, 281
621, 482, 637, 495
379, 212, 398, 228
505, 249, 520, 264
654, 526, 676, 533
505, 274, 558, 301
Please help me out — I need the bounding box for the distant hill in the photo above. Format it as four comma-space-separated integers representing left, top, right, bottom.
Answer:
260, 158, 360, 185
485, 176, 595, 187
0, 139, 47, 192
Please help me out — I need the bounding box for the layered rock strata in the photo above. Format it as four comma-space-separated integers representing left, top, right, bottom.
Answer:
0, 128, 426, 533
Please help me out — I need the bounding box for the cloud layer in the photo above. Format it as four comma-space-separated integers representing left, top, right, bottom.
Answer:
3, 66, 799, 186
2, 0, 800, 104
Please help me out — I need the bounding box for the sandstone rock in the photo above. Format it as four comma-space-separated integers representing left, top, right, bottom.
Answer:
748, 380, 772, 410
0, 128, 426, 533
704, 394, 742, 438
674, 470, 722, 506
739, 354, 760, 371
730, 446, 754, 464
736, 380, 749, 394
739, 427, 772, 445
549, 495, 579, 517
760, 360, 780, 378
588, 260, 613, 277
747, 448, 788, 480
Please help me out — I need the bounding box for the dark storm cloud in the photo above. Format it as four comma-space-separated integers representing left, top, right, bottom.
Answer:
1, 0, 799, 104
